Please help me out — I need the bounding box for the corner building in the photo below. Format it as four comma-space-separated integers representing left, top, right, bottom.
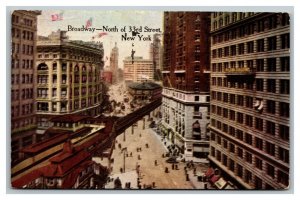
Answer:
161, 12, 211, 158
209, 12, 290, 189
36, 30, 104, 140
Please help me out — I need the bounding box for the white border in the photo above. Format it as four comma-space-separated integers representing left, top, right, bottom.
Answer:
1, 1, 299, 200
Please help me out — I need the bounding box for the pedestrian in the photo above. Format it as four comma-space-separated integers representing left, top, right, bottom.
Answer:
154, 160, 157, 166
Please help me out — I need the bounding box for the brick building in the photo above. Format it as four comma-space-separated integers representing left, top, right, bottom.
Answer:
161, 12, 211, 158
209, 12, 290, 189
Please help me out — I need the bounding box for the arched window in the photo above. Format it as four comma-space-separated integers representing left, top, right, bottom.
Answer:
37, 63, 48, 70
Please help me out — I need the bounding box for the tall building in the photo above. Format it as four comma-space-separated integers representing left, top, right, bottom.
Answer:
161, 12, 211, 158
209, 12, 290, 189
35, 30, 104, 140
11, 10, 41, 162
110, 42, 119, 83
149, 33, 163, 81
123, 56, 154, 83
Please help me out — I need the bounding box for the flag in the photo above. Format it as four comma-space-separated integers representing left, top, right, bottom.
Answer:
51, 12, 63, 21
85, 17, 93, 28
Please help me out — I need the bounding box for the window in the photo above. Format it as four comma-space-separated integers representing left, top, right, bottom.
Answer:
230, 45, 236, 56
237, 147, 243, 158
266, 142, 275, 156
211, 146, 215, 157
223, 139, 228, 149
222, 154, 228, 166
255, 157, 263, 170
280, 102, 289, 117
255, 176, 263, 189
277, 170, 289, 186
229, 126, 235, 136
245, 170, 252, 184
257, 39, 264, 52
267, 79, 276, 93
245, 115, 253, 127
237, 164, 243, 178
229, 143, 235, 153
245, 133, 252, 145
255, 137, 263, 150
266, 121, 276, 135
229, 159, 235, 171
238, 43, 244, 55
267, 100, 276, 114
237, 112, 243, 124
223, 108, 228, 118
224, 47, 229, 56
280, 80, 290, 94
230, 94, 235, 104
255, 118, 263, 131
236, 129, 243, 141
280, 57, 290, 71
279, 125, 289, 141
230, 110, 235, 121
223, 93, 228, 103
237, 95, 244, 106
267, 58, 277, 72
268, 36, 277, 51
281, 33, 290, 49
245, 96, 253, 108
267, 163, 275, 178
245, 152, 252, 163
256, 79, 264, 91
279, 147, 289, 163
247, 41, 254, 53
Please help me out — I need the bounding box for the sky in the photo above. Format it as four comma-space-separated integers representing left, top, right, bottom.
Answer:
37, 10, 163, 69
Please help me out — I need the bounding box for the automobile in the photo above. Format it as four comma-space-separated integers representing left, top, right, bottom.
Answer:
165, 157, 178, 163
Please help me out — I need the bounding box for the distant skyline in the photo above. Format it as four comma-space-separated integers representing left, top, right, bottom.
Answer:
37, 10, 163, 69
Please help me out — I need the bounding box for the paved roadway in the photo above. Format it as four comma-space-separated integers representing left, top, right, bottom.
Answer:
109, 116, 194, 189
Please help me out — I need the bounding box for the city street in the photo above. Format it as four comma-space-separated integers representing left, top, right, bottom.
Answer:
108, 117, 194, 189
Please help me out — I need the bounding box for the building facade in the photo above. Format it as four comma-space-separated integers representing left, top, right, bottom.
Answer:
35, 30, 104, 140
123, 56, 154, 83
11, 10, 41, 163
110, 42, 119, 84
161, 12, 211, 158
209, 12, 290, 189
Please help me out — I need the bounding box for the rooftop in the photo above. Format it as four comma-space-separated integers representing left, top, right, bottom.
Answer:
128, 81, 162, 90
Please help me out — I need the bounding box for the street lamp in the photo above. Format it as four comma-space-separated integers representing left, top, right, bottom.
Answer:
121, 147, 128, 173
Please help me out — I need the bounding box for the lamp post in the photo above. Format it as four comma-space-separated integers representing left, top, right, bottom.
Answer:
121, 147, 128, 173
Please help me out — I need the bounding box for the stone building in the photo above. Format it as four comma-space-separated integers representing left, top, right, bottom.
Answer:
11, 10, 41, 163
209, 12, 290, 189
123, 56, 154, 83
35, 30, 104, 140
161, 12, 211, 158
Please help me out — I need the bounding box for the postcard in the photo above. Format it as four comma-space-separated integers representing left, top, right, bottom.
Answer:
10, 9, 290, 190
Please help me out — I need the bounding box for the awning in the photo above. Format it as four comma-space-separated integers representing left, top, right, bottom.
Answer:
214, 177, 227, 189
204, 167, 214, 178
210, 175, 220, 184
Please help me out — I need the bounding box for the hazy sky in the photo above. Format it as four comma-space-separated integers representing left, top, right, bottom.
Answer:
37, 10, 163, 69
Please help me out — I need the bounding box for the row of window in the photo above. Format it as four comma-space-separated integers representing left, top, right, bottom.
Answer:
37, 53, 101, 63
211, 91, 290, 117
211, 104, 289, 140
210, 145, 289, 188
11, 59, 34, 69
11, 103, 34, 117
11, 28, 34, 41
212, 13, 289, 42
212, 34, 289, 59
211, 77, 290, 95
11, 117, 35, 130
37, 62, 97, 73
11, 74, 33, 85
12, 14, 34, 27
11, 88, 34, 101
211, 119, 289, 157
12, 43, 34, 55
212, 57, 290, 72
